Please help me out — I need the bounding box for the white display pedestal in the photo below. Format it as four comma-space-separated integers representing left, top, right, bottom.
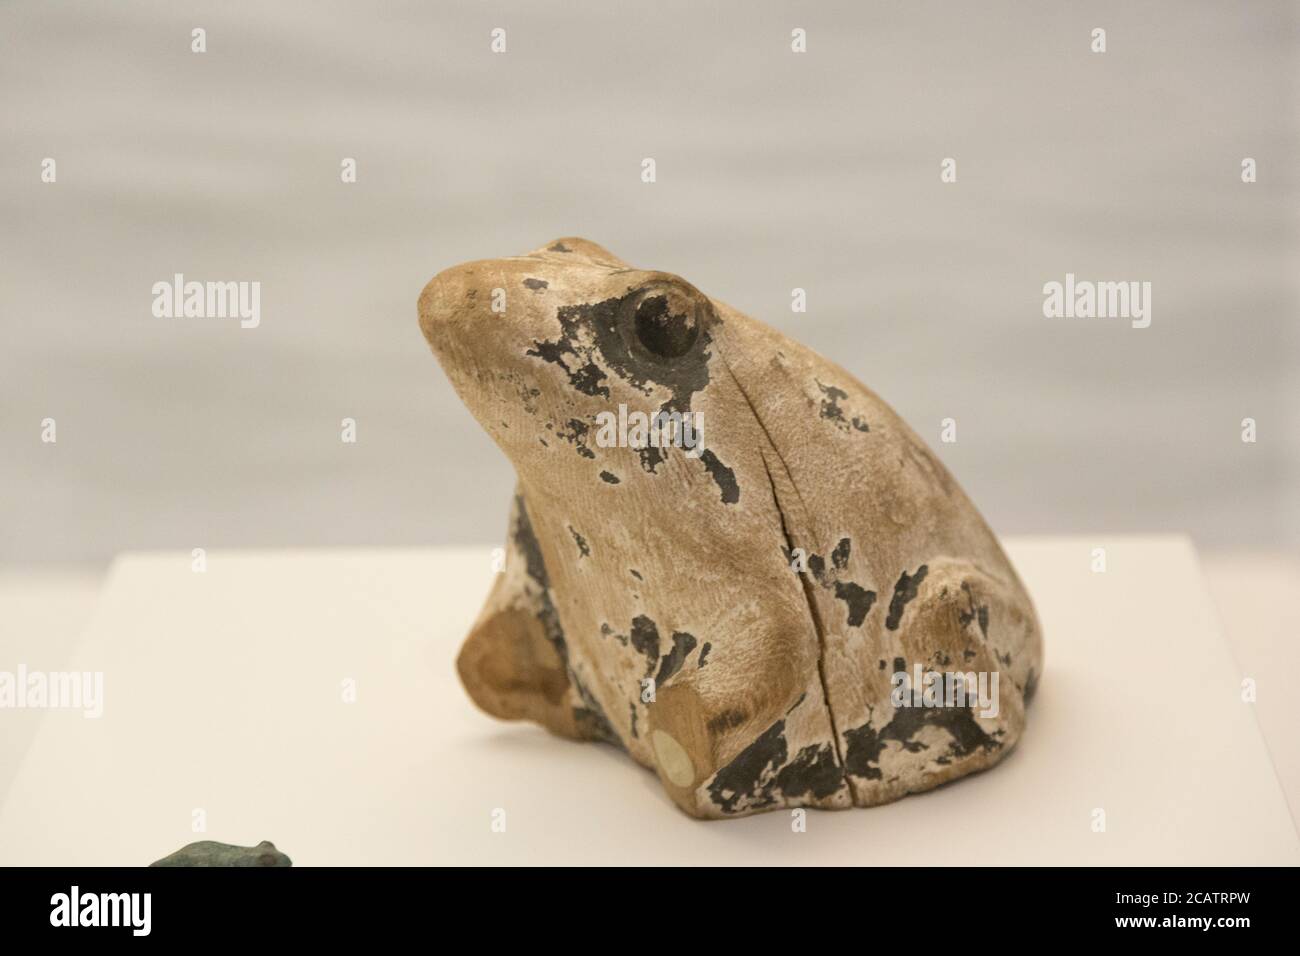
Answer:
1, 537, 1295, 865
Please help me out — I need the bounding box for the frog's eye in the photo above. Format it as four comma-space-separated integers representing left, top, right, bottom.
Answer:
623, 281, 706, 360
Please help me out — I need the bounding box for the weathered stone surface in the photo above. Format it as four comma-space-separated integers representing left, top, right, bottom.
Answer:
150, 840, 291, 867
419, 238, 1044, 819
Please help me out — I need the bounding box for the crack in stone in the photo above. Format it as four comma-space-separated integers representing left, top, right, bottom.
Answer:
757, 445, 849, 783
718, 356, 849, 786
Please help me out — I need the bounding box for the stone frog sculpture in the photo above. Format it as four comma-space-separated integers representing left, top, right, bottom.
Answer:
150, 840, 291, 867
419, 238, 1043, 820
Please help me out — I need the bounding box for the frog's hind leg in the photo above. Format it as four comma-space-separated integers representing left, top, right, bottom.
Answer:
456, 490, 621, 746
843, 557, 1043, 806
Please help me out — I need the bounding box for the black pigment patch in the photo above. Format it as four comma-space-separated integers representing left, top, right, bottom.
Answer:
523, 278, 548, 291
698, 449, 739, 504
526, 288, 741, 503
697, 642, 711, 667
843, 704, 1000, 781
629, 568, 643, 581
806, 552, 828, 585
833, 580, 877, 627
567, 361, 609, 398
629, 615, 660, 675
616, 615, 699, 685
654, 631, 698, 685
885, 564, 929, 631
1023, 668, 1039, 704
707, 719, 846, 812
707, 720, 788, 814
548, 242, 572, 253
512, 496, 550, 591
555, 418, 596, 459
629, 703, 639, 738
599, 470, 621, 484
842, 724, 885, 781
511, 495, 620, 747
527, 335, 611, 399
792, 542, 872, 607
568, 526, 590, 558
529, 290, 713, 412
775, 743, 844, 800
637, 444, 665, 473
816, 381, 869, 433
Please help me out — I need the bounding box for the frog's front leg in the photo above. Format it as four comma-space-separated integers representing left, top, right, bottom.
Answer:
457, 489, 618, 745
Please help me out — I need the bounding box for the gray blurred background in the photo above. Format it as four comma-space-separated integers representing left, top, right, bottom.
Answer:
2, 0, 1297, 565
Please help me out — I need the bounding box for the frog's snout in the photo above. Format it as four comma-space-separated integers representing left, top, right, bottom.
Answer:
416, 264, 469, 357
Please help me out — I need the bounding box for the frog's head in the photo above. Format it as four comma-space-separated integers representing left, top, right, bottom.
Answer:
419, 238, 726, 494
